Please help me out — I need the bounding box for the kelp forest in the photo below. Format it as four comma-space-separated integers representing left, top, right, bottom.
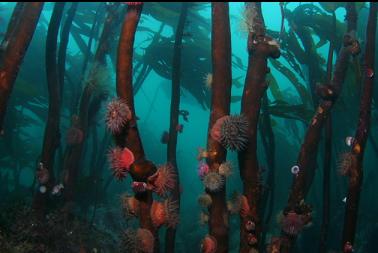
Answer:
0, 2, 378, 253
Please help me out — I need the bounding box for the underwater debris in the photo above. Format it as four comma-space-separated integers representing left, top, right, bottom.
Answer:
151, 198, 179, 228
147, 163, 176, 196
198, 193, 212, 208
211, 115, 249, 151
108, 147, 135, 180
202, 171, 224, 193
105, 99, 132, 134
198, 162, 210, 178
200, 235, 217, 253
125, 2, 143, 6
123, 228, 154, 253
267, 38, 280, 49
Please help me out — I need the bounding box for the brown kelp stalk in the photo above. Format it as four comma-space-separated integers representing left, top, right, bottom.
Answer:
116, 2, 158, 246
238, 3, 280, 252
202, 3, 232, 253
33, 2, 65, 216
342, 2, 377, 251
0, 2, 44, 132
276, 3, 360, 252
165, 3, 188, 253
319, 11, 336, 253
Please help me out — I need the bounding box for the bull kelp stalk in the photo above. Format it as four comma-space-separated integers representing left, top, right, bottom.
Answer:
238, 3, 280, 252
58, 2, 78, 94
116, 2, 158, 245
33, 2, 65, 216
62, 4, 120, 212
277, 3, 360, 252
202, 3, 232, 253
319, 11, 336, 253
342, 2, 377, 250
260, 94, 276, 251
165, 3, 188, 253
0, 2, 44, 132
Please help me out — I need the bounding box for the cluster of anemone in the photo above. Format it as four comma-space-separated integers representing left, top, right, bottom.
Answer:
147, 163, 176, 196
279, 211, 308, 236
202, 171, 224, 193
211, 115, 249, 151
199, 212, 210, 226
121, 193, 139, 219
108, 147, 135, 180
65, 126, 84, 146
105, 98, 132, 134
227, 193, 250, 217
85, 63, 110, 97
218, 161, 233, 177
203, 73, 213, 90
123, 228, 154, 253
150, 198, 179, 228
198, 193, 212, 208
201, 235, 217, 253
338, 152, 357, 177
36, 162, 49, 185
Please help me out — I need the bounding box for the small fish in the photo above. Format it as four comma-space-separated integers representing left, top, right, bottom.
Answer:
342, 197, 347, 203
345, 136, 355, 146
131, 181, 148, 193
366, 68, 374, 78
291, 165, 300, 175
39, 185, 47, 194
52, 183, 64, 195
160, 131, 169, 144
176, 124, 184, 133
179, 110, 189, 122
